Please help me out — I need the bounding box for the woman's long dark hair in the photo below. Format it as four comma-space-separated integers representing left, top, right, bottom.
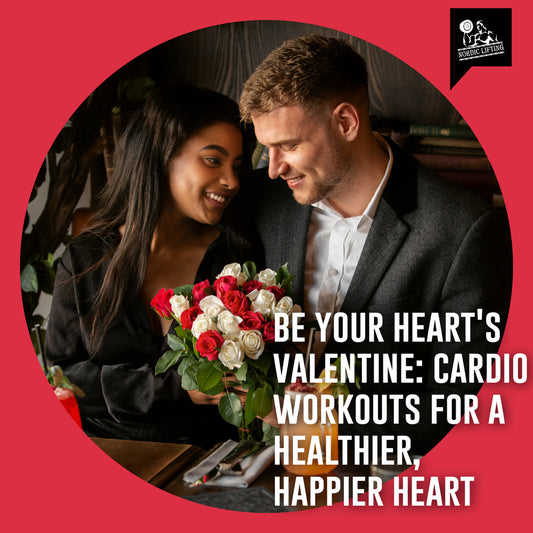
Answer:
86, 83, 255, 351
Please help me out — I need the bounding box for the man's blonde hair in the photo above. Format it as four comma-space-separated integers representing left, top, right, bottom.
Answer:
239, 34, 368, 122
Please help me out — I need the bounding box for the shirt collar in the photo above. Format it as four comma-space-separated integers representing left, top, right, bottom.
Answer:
312, 133, 393, 224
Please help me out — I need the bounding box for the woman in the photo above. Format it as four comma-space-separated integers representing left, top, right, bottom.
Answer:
45, 83, 260, 447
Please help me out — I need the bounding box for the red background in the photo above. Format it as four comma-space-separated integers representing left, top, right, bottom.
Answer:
2, 1, 531, 530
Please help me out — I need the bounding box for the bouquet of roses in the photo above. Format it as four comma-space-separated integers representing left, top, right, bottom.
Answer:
151, 261, 298, 441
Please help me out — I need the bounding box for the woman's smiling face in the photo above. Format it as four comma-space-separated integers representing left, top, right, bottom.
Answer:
165, 122, 243, 225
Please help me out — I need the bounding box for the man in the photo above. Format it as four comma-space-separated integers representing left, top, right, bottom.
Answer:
239, 34, 512, 455
464, 20, 498, 47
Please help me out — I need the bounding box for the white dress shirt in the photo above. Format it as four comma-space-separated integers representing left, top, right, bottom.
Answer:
304, 136, 393, 325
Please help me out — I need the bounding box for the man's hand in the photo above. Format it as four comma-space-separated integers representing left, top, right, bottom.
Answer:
258, 397, 282, 428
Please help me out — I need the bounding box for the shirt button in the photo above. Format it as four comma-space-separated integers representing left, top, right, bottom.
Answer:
329, 268, 339, 277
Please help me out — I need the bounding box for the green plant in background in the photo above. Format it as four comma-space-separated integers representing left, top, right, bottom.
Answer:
20, 64, 155, 360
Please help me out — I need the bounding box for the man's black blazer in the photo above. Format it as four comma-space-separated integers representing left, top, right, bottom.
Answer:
251, 140, 512, 454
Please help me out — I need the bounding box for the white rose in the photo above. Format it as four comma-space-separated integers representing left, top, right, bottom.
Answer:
218, 262, 242, 278
217, 263, 247, 286
191, 313, 217, 338
273, 295, 294, 315
217, 309, 243, 336
199, 295, 226, 318
170, 294, 190, 319
255, 268, 277, 288
239, 329, 265, 360
251, 289, 276, 316
219, 339, 245, 370
246, 289, 259, 302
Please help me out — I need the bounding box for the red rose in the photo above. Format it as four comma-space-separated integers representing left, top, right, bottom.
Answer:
243, 280, 262, 295
239, 311, 267, 331
213, 275, 239, 299
180, 305, 202, 330
223, 289, 250, 316
195, 330, 224, 361
263, 320, 276, 343
192, 279, 212, 304
267, 285, 285, 300
151, 288, 174, 318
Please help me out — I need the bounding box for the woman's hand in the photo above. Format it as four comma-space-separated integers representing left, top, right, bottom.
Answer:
222, 373, 247, 406
187, 373, 247, 406
187, 389, 226, 405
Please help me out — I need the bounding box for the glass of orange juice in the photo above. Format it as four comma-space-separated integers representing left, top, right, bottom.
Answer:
280, 383, 339, 475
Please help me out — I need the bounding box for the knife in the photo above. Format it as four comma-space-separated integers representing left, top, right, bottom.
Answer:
192, 440, 267, 485
190, 440, 255, 485
218, 441, 267, 475
217, 439, 255, 470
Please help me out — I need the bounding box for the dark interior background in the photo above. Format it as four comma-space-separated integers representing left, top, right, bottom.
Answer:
23, 20, 478, 355
142, 20, 461, 125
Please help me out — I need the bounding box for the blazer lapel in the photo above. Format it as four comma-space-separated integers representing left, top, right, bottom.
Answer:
254, 170, 311, 304
341, 143, 417, 313
277, 199, 312, 305
341, 197, 409, 313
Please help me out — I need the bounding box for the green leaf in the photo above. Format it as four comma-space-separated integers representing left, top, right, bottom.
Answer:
177, 357, 196, 376
192, 341, 201, 358
21, 264, 39, 293
181, 366, 198, 390
261, 421, 280, 445
37, 259, 56, 295
173, 284, 194, 300
276, 263, 290, 283
155, 349, 183, 375
248, 354, 271, 376
173, 324, 194, 342
124, 77, 155, 102
279, 277, 294, 294
234, 360, 248, 381
333, 356, 343, 376
46, 366, 85, 397
271, 379, 286, 396
213, 359, 226, 372
167, 333, 186, 352
244, 389, 257, 425
241, 371, 258, 390
196, 361, 224, 393
242, 261, 257, 281
251, 382, 273, 418
219, 392, 243, 427
44, 253, 55, 269
202, 382, 226, 395
331, 383, 351, 398
275, 263, 294, 294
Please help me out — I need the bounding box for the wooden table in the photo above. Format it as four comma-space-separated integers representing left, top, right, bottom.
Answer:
90, 437, 371, 512
91, 437, 203, 487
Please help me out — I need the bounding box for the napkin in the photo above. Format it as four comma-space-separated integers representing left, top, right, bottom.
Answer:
183, 440, 239, 484
182, 439, 275, 488
204, 445, 275, 488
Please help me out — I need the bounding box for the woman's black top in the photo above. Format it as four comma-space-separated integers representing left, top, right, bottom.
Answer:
45, 229, 247, 448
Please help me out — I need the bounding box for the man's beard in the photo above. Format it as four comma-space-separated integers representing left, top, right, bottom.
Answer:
291, 151, 354, 206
